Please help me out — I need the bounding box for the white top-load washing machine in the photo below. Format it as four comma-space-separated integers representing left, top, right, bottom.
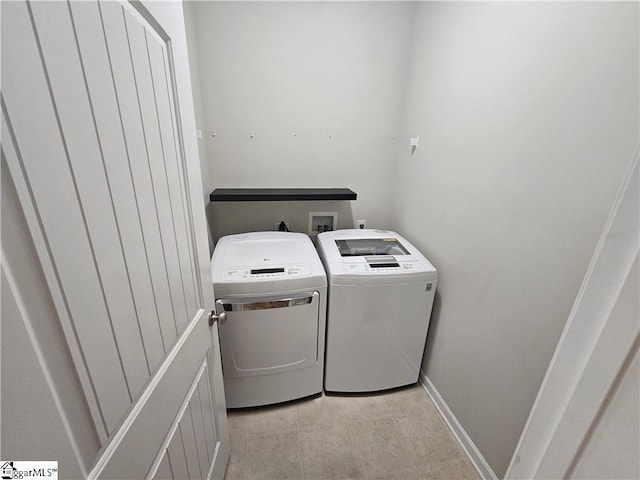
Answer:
211, 232, 327, 408
317, 229, 437, 393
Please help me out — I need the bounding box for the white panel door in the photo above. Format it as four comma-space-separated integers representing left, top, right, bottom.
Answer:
0, 0, 229, 478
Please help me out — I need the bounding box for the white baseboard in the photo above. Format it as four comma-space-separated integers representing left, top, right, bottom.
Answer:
419, 372, 498, 480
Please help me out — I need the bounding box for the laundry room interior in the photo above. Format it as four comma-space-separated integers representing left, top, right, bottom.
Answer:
1, 1, 638, 479
183, 1, 638, 479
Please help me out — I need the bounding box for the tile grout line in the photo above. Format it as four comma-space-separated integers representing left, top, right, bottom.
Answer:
296, 403, 306, 480
390, 414, 423, 474
343, 414, 364, 479
297, 429, 304, 480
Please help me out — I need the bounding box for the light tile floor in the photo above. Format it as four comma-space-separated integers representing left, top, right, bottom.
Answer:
224, 384, 480, 480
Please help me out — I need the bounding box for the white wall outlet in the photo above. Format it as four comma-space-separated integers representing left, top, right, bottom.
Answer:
357, 219, 367, 229
410, 136, 419, 154
274, 221, 290, 231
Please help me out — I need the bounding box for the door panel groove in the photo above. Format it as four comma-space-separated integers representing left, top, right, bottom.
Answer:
145, 358, 209, 479
80, 0, 171, 378
143, 27, 191, 329
196, 384, 213, 461
1, 259, 94, 477
173, 357, 210, 480
164, 449, 175, 480
66, 0, 153, 379
1, 98, 109, 440
148, 35, 198, 318
199, 370, 219, 462
30, 0, 161, 405
157, 37, 204, 309
26, 0, 135, 405
186, 402, 204, 478
100, 1, 175, 359
153, 452, 173, 480
154, 43, 199, 324
178, 424, 196, 480
159, 46, 199, 312
95, 0, 166, 368
204, 357, 221, 444
167, 427, 190, 480
189, 389, 209, 474
23, 0, 133, 430
166, 450, 175, 480
123, 8, 183, 346
182, 408, 203, 480
89, 310, 207, 478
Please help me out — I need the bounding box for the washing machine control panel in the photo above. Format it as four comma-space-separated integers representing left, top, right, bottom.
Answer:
343, 260, 420, 273
223, 264, 312, 280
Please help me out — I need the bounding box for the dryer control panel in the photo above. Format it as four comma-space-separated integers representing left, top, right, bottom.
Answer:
223, 264, 312, 280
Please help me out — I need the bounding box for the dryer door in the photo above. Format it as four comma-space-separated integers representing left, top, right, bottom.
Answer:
216, 291, 320, 378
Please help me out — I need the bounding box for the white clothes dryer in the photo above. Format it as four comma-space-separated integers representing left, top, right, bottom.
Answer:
211, 232, 327, 408
317, 229, 437, 393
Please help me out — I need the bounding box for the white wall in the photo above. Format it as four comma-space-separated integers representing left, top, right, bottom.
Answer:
572, 350, 639, 479
183, 2, 209, 205
189, 1, 414, 236
208, 200, 355, 245
183, 2, 215, 251
393, 2, 639, 477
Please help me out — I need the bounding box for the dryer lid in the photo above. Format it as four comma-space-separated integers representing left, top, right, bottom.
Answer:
224, 235, 309, 268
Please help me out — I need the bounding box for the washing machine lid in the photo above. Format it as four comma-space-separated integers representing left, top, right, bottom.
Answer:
317, 229, 437, 283
211, 232, 326, 294
335, 237, 410, 257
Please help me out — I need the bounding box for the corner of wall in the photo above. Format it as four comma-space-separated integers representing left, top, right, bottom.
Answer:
182, 1, 214, 252
419, 371, 499, 480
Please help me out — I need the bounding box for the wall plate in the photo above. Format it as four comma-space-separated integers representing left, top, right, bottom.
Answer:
309, 212, 337, 236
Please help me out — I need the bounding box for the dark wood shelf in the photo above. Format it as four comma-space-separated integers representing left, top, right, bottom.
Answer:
209, 188, 357, 202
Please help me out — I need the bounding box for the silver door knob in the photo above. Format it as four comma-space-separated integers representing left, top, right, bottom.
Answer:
208, 310, 227, 327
